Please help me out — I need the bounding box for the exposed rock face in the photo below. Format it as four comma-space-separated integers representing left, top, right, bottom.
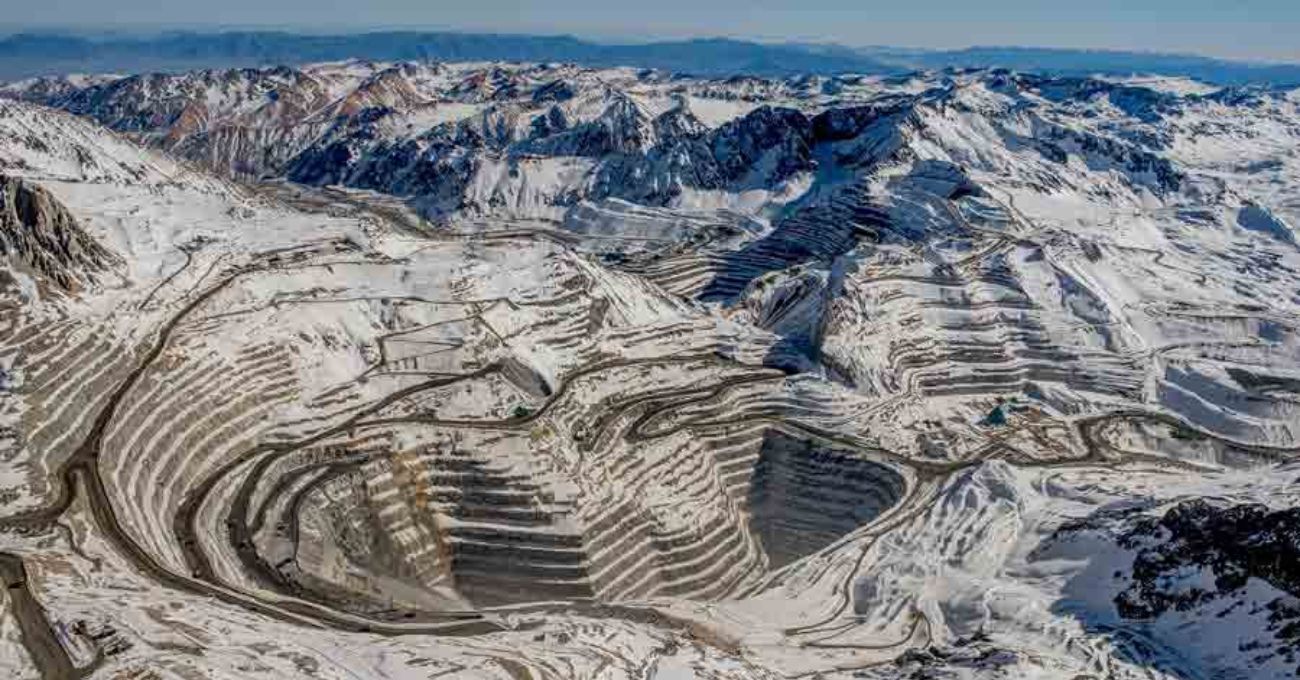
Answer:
709, 105, 814, 185
0, 175, 117, 291
41, 67, 340, 178
1041, 495, 1300, 676
527, 95, 656, 157
1117, 500, 1300, 619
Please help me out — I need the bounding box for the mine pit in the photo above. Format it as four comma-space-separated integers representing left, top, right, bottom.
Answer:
746, 430, 906, 569
266, 426, 911, 610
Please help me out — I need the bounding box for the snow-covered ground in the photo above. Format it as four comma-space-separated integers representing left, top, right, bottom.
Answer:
0, 63, 1298, 679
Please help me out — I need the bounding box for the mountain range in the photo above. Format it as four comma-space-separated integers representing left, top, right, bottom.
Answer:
3, 30, 1300, 85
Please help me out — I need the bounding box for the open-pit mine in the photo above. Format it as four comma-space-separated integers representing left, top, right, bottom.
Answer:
1, 61, 1299, 679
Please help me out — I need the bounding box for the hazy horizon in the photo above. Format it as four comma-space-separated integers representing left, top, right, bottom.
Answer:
4, 0, 1298, 64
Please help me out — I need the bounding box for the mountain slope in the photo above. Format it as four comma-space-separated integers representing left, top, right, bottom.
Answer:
0, 63, 1298, 679
0, 174, 119, 292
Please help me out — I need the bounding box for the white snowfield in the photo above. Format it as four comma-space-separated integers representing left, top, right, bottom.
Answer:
0, 61, 1298, 679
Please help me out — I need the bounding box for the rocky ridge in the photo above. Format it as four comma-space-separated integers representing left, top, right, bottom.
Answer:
0, 174, 118, 292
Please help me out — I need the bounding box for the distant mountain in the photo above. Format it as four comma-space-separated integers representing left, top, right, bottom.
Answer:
867, 45, 1300, 86
0, 31, 896, 81
3, 31, 1300, 86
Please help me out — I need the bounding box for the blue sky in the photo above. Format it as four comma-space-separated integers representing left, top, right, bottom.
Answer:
11, 0, 1300, 62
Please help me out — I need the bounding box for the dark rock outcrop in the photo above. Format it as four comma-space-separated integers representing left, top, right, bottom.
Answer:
0, 175, 118, 291
1116, 499, 1300, 619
